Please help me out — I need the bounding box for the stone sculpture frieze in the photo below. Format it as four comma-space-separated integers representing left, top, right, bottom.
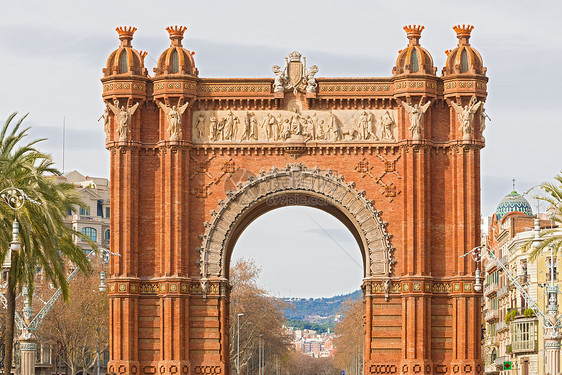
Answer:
192, 109, 398, 143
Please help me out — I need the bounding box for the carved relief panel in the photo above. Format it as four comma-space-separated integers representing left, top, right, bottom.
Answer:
191, 109, 398, 143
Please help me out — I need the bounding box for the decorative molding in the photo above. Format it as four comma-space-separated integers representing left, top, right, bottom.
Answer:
197, 163, 395, 284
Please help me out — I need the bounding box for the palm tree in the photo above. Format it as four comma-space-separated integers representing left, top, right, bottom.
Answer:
0, 113, 92, 375
529, 172, 562, 261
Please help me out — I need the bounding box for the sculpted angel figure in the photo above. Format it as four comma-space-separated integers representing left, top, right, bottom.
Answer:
400, 99, 431, 140
157, 101, 189, 141
450, 97, 483, 140
107, 100, 140, 141
241, 111, 258, 141
381, 110, 396, 141
261, 113, 279, 141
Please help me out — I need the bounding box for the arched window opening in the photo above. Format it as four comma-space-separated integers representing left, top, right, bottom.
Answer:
410, 50, 419, 73
119, 50, 128, 73
105, 229, 110, 240
461, 49, 469, 73
171, 50, 179, 73
81, 227, 97, 242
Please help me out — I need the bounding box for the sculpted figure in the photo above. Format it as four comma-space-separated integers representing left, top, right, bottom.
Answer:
157, 101, 189, 141
261, 113, 279, 141
480, 104, 491, 141
241, 111, 258, 141
222, 109, 239, 141
315, 114, 326, 140
195, 114, 206, 140
272, 65, 287, 93
99, 106, 110, 135
289, 108, 304, 135
107, 100, 140, 141
358, 111, 376, 140
209, 115, 219, 141
401, 99, 431, 140
327, 110, 342, 141
450, 98, 483, 140
280, 118, 291, 140
305, 65, 319, 93
381, 111, 396, 141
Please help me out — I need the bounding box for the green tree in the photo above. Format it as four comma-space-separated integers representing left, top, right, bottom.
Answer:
0, 113, 91, 375
529, 172, 562, 261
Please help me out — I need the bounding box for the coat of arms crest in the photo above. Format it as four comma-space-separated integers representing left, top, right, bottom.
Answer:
272, 51, 319, 94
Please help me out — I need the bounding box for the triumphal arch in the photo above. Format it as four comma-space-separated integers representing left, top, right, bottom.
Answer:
101, 24, 487, 375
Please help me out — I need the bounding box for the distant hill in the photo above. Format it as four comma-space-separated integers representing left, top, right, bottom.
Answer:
282, 289, 361, 321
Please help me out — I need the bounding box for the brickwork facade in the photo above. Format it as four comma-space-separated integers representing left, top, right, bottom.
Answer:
101, 24, 488, 375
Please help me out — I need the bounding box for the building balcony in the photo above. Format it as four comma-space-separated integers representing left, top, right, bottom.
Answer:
484, 309, 499, 322
494, 356, 509, 370
72, 214, 106, 223
497, 321, 509, 333
485, 258, 497, 272
497, 285, 509, 298
483, 337, 499, 348
484, 283, 498, 297
484, 363, 499, 374
511, 318, 538, 354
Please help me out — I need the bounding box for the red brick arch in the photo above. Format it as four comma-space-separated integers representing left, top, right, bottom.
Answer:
103, 27, 487, 375
197, 163, 395, 286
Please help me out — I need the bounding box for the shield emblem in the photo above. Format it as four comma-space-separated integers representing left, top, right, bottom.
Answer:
288, 61, 303, 88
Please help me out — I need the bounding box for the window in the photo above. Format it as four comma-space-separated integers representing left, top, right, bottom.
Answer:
105, 229, 110, 241
81, 227, 97, 242
461, 49, 469, 72
171, 50, 179, 73
79, 206, 90, 216
119, 50, 128, 73
106, 206, 110, 219
410, 50, 419, 73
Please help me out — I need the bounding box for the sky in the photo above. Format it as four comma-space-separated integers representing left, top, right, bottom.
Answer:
0, 0, 560, 297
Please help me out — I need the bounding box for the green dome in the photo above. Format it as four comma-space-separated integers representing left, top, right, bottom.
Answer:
495, 191, 533, 220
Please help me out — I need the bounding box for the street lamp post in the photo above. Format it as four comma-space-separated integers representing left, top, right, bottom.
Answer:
1, 188, 41, 375
237, 313, 243, 375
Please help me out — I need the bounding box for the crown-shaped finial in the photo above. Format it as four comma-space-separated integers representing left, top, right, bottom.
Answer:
116, 26, 137, 39
166, 25, 187, 39
116, 26, 136, 47
453, 24, 474, 38
403, 25, 425, 37
403, 25, 424, 46
166, 25, 187, 47
139, 51, 148, 62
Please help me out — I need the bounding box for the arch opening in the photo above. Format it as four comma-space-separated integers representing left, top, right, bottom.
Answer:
224, 193, 367, 281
